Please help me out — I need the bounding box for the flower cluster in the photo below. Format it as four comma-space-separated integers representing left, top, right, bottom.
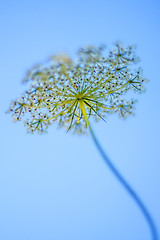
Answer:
7, 42, 148, 134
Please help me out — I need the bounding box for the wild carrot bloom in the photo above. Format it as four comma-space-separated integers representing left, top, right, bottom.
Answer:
7, 43, 158, 240
8, 42, 147, 134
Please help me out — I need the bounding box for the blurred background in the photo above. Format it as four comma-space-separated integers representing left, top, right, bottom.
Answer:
0, 0, 160, 239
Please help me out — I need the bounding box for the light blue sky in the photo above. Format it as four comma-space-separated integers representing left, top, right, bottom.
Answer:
0, 0, 160, 239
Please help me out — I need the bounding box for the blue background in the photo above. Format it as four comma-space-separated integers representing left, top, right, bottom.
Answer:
0, 0, 160, 239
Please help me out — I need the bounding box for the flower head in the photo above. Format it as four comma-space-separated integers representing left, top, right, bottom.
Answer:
8, 42, 147, 134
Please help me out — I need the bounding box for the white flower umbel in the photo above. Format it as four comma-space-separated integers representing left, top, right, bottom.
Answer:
8, 43, 147, 134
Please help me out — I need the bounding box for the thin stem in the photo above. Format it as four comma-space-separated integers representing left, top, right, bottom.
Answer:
88, 123, 158, 240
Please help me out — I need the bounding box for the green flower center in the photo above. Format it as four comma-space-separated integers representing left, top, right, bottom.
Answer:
75, 92, 85, 101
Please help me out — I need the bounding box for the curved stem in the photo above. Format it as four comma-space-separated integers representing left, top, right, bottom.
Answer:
88, 123, 158, 240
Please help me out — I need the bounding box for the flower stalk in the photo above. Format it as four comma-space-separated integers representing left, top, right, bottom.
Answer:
83, 104, 158, 240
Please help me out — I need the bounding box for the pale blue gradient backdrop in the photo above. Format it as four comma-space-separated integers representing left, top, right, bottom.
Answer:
0, 0, 160, 239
